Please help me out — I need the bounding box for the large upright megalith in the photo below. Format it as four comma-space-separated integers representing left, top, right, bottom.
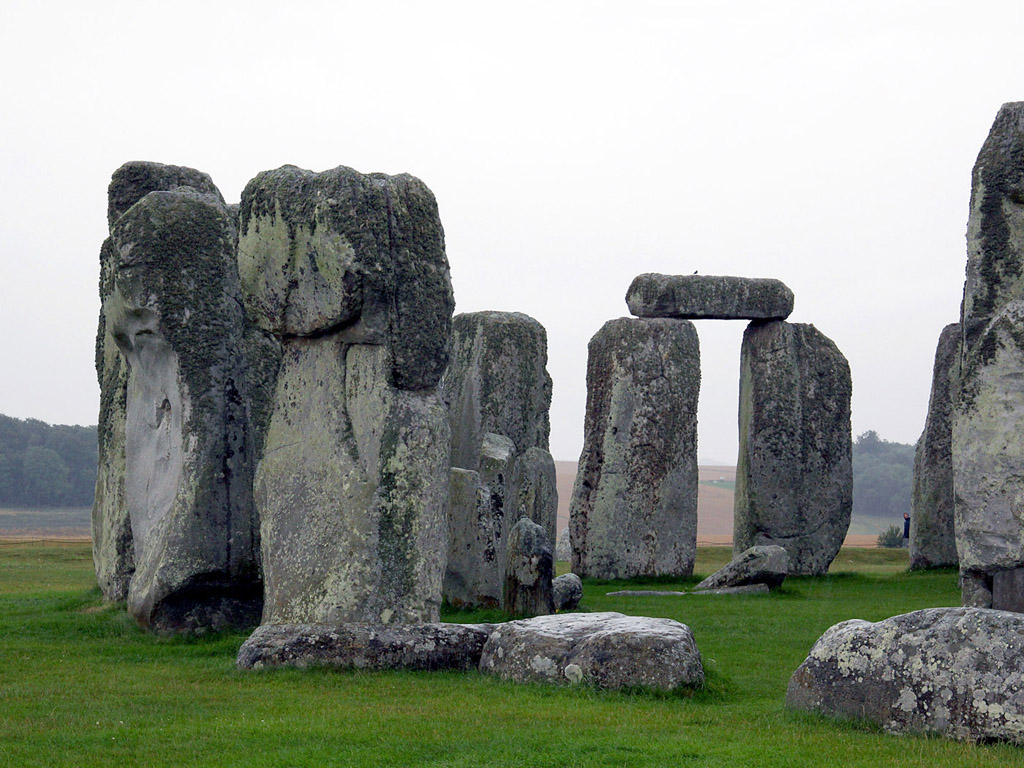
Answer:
910, 323, 960, 570
570, 317, 700, 579
102, 163, 274, 631
955, 102, 1024, 611
241, 165, 454, 625
441, 311, 557, 608
734, 320, 852, 575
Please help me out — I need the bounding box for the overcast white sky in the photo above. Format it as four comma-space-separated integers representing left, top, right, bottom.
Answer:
1, 0, 1022, 463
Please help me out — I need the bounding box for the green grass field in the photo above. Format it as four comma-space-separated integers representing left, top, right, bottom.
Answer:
0, 542, 1019, 767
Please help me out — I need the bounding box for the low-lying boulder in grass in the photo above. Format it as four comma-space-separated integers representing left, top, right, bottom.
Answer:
693, 545, 788, 591
479, 611, 704, 691
786, 607, 1024, 744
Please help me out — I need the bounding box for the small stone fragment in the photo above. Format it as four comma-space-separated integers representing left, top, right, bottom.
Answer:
552, 573, 583, 611
626, 273, 794, 320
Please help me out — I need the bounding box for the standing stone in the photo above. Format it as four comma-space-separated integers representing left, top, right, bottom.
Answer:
105, 179, 266, 632
570, 317, 700, 579
910, 323, 960, 570
442, 312, 557, 608
626, 273, 794, 320
955, 103, 1024, 610
552, 573, 583, 611
503, 516, 555, 617
555, 527, 572, 562
734, 320, 852, 575
241, 165, 454, 625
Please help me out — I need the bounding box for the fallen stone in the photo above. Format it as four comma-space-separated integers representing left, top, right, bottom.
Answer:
237, 622, 493, 672
786, 607, 1024, 744
570, 317, 699, 579
911, 323, 960, 570
626, 273, 794, 320
479, 612, 704, 691
734, 320, 852, 575
552, 573, 583, 611
693, 545, 788, 591
503, 517, 555, 617
606, 584, 769, 596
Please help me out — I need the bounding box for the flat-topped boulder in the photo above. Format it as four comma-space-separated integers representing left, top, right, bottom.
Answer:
626, 274, 794, 320
237, 622, 492, 671
479, 611, 704, 691
787, 607, 1024, 744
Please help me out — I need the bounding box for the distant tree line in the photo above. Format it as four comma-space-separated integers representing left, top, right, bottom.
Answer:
0, 414, 97, 508
852, 430, 914, 520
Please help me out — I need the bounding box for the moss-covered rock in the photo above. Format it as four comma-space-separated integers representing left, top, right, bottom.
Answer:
626, 273, 794, 320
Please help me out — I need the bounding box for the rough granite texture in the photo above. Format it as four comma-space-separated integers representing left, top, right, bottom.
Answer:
552, 573, 583, 611
106, 182, 264, 633
734, 320, 852, 575
955, 104, 1024, 610
236, 622, 492, 672
570, 318, 700, 579
694, 545, 788, 591
257, 342, 450, 625
911, 323, 960, 570
502, 517, 555, 617
479, 612, 704, 691
237, 165, 454, 390
786, 607, 1024, 744
626, 273, 794, 320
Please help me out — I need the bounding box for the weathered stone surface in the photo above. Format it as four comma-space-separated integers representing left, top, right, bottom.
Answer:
570, 318, 699, 579
955, 104, 1024, 610
503, 517, 555, 617
258, 341, 450, 625
786, 607, 1024, 744
238, 165, 454, 390
694, 545, 788, 591
106, 183, 264, 632
236, 622, 492, 672
107, 161, 223, 229
555, 527, 571, 562
479, 612, 704, 691
443, 311, 552, 471
514, 446, 557, 544
734, 320, 852, 575
552, 573, 583, 611
92, 235, 134, 602
443, 435, 515, 609
626, 273, 794, 320
911, 323, 960, 570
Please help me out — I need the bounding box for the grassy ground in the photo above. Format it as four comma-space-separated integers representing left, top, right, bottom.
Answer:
0, 542, 1018, 767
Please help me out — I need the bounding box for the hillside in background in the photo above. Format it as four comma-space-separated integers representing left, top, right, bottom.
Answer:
0, 414, 97, 508
851, 430, 915, 533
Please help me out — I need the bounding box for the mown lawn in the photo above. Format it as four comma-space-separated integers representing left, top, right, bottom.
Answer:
0, 542, 1019, 767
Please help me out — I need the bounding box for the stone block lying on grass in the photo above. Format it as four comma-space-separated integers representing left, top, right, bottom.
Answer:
236, 623, 493, 672
786, 607, 1024, 744
693, 545, 788, 591
606, 585, 769, 596
479, 612, 704, 691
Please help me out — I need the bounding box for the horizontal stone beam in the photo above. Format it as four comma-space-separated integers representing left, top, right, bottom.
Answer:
626, 273, 794, 320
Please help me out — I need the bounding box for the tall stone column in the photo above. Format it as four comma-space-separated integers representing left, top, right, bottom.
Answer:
240, 165, 454, 625
734, 320, 852, 575
910, 322, 960, 570
570, 317, 700, 579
